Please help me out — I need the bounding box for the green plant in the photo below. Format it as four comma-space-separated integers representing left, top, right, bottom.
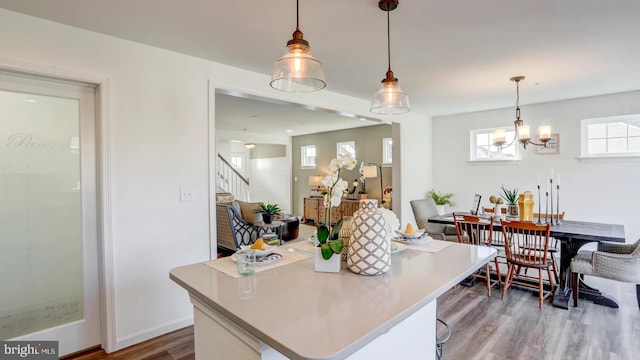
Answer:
428, 189, 456, 206
499, 185, 519, 205
317, 218, 344, 260
256, 203, 281, 215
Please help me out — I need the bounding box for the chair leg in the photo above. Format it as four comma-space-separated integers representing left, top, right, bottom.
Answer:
538, 268, 543, 309
546, 266, 555, 293
485, 264, 491, 297
494, 258, 502, 288
572, 272, 579, 307
551, 255, 559, 284
502, 264, 515, 300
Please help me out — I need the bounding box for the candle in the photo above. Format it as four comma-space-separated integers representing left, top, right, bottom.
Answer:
551, 168, 554, 180
537, 176, 540, 186
557, 174, 560, 186
546, 183, 549, 192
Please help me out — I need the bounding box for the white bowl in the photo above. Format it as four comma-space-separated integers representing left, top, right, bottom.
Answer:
240, 244, 276, 257
395, 228, 426, 239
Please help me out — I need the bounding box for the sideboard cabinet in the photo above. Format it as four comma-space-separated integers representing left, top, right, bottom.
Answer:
303, 197, 360, 225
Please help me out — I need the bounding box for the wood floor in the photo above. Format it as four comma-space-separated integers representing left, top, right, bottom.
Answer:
68, 277, 639, 360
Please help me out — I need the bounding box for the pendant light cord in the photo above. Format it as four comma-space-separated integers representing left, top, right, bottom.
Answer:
386, 5, 391, 72
515, 79, 521, 120
296, 0, 299, 30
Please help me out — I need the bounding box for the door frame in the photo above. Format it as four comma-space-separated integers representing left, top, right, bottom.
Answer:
0, 58, 116, 353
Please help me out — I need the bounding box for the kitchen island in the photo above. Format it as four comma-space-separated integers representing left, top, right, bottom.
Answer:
170, 241, 496, 360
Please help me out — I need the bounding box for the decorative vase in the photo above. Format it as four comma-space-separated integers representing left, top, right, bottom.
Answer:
347, 199, 391, 276
314, 247, 341, 273
518, 192, 535, 222
506, 204, 519, 218
339, 216, 354, 261
262, 213, 273, 224
494, 203, 502, 216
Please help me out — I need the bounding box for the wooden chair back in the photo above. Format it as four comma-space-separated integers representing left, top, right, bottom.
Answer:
500, 220, 551, 267
533, 212, 565, 221
453, 213, 495, 247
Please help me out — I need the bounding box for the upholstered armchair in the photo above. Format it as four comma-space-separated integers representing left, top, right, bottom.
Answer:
216, 204, 262, 252
410, 199, 458, 242
570, 239, 640, 309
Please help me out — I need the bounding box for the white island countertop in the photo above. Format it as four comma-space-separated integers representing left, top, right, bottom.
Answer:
170, 241, 496, 360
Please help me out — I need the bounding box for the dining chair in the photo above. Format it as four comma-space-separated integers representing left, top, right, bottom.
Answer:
571, 238, 640, 309
453, 213, 501, 296
410, 199, 459, 242
532, 212, 565, 282
500, 220, 555, 308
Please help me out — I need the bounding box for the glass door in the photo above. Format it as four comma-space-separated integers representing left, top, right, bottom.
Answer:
0, 71, 100, 356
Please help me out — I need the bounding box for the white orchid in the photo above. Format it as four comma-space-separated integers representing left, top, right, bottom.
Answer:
322, 154, 357, 211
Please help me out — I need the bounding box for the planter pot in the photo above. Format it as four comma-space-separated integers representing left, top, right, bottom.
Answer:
262, 213, 273, 224
314, 247, 341, 273
506, 204, 519, 218
435, 205, 448, 216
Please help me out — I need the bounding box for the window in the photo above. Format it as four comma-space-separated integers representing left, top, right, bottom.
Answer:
337, 141, 356, 159
470, 127, 518, 161
230, 155, 242, 169
382, 138, 392, 164
582, 115, 640, 156
300, 145, 316, 168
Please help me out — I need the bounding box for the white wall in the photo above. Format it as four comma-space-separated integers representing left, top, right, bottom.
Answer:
433, 91, 640, 242
0, 9, 434, 351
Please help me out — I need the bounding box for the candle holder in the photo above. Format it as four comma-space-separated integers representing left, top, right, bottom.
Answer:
549, 178, 555, 225
544, 191, 549, 224
556, 184, 562, 225
536, 185, 542, 224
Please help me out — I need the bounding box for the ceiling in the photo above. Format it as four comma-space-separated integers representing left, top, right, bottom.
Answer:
2, 0, 640, 131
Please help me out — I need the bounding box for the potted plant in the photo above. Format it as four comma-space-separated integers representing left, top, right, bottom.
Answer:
316, 153, 357, 272
428, 189, 456, 215
500, 185, 519, 218
489, 195, 504, 215
256, 203, 280, 224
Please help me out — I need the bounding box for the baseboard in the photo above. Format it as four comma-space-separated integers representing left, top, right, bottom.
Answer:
114, 316, 193, 352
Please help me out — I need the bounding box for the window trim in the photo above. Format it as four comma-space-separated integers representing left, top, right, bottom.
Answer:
336, 141, 356, 159
580, 114, 640, 158
382, 137, 392, 165
469, 126, 520, 162
300, 144, 316, 169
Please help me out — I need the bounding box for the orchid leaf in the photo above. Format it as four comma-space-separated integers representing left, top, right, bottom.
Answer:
317, 225, 330, 244
330, 219, 344, 240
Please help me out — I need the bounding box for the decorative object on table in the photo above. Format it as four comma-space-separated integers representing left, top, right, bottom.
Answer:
383, 186, 393, 209
314, 153, 357, 273
546, 169, 561, 225
339, 216, 354, 261
348, 179, 359, 199
518, 192, 535, 222
256, 203, 281, 224
488, 195, 504, 215
347, 199, 391, 276
428, 189, 456, 216
499, 185, 519, 218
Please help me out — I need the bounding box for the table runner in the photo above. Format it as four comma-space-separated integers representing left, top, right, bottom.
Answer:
205, 248, 311, 278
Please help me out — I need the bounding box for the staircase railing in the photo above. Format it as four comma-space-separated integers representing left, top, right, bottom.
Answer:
217, 154, 250, 202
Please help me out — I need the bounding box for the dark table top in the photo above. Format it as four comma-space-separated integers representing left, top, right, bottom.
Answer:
429, 214, 625, 243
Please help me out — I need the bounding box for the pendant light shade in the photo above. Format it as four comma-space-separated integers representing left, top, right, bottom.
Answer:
371, 70, 411, 115
370, 0, 410, 115
270, 1, 326, 92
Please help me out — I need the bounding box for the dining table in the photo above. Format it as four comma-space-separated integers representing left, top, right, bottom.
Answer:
428, 214, 626, 309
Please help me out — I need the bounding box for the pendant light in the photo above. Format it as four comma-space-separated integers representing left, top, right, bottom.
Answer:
270, 0, 326, 92
493, 76, 551, 150
370, 0, 411, 115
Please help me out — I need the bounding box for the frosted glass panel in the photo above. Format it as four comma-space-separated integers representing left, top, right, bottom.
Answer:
0, 90, 82, 339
